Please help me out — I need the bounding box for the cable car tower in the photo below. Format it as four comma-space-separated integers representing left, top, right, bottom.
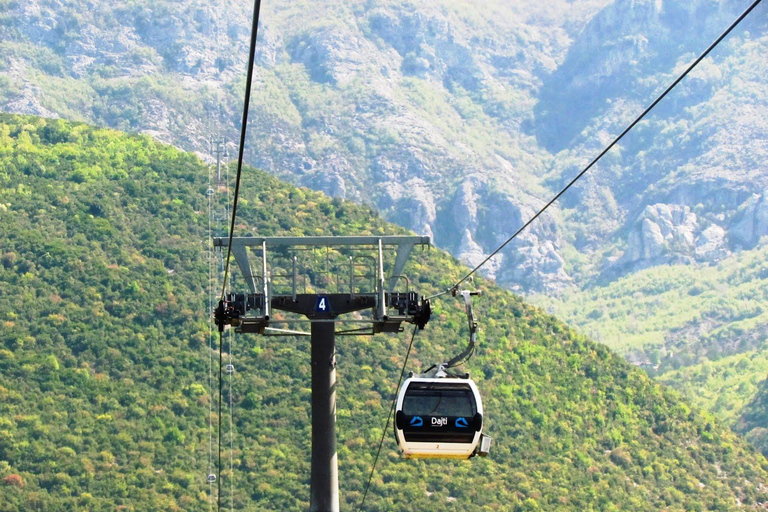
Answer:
214, 235, 432, 512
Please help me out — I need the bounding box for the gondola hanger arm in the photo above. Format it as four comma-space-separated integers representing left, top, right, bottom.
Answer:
440, 289, 481, 370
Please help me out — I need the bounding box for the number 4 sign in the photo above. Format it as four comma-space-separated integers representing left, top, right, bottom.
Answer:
315, 296, 331, 313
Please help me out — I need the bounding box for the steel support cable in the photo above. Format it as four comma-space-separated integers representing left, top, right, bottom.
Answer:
358, 325, 419, 512
220, 0, 263, 300
217, 331, 224, 512
207, 164, 215, 512
228, 329, 235, 512
428, 0, 764, 301
216, 190, 229, 512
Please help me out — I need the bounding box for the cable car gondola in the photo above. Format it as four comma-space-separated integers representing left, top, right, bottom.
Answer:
395, 372, 487, 458
394, 290, 491, 459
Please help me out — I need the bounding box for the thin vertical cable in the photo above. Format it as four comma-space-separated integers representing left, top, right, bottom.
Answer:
218, 70, 232, 512
229, 329, 235, 512
207, 163, 215, 512
218, 331, 224, 512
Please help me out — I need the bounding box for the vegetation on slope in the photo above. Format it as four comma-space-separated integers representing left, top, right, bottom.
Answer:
536, 246, 768, 456
0, 114, 767, 511
537, 246, 768, 362
659, 349, 768, 455
4, 1, 768, 430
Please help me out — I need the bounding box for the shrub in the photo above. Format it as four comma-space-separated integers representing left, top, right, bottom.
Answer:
3, 474, 23, 488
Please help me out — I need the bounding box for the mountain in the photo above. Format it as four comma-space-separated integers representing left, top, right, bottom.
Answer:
3, 0, 768, 473
0, 0, 613, 292
2, 0, 766, 294
2, 113, 768, 510
542, 0, 768, 279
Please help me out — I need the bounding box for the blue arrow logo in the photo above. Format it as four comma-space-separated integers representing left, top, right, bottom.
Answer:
455, 417, 469, 428
409, 416, 424, 427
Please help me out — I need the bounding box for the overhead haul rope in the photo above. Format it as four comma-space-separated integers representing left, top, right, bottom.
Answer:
358, 325, 420, 512
428, 0, 764, 300
211, 0, 262, 511
219, 0, 263, 300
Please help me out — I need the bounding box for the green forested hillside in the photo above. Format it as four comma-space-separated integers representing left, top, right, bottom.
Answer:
4, 0, 768, 451
1, 114, 767, 511
536, 247, 768, 361
534, 246, 768, 456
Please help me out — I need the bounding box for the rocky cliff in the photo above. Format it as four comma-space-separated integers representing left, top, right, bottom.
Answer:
536, 0, 768, 283
1, 0, 766, 294
0, 0, 600, 292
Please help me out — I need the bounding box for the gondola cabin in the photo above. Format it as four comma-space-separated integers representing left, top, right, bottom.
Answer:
394, 376, 484, 459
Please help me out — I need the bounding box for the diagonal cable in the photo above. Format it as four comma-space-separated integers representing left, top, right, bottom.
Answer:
220, 0, 263, 300
430, 0, 764, 300
358, 325, 419, 511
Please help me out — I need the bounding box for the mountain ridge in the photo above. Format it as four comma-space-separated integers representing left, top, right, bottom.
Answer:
3, 0, 766, 294
3, 0, 768, 475
1, 113, 767, 510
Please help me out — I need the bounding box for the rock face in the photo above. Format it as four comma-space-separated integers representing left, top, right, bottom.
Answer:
437, 177, 571, 291
624, 204, 698, 264
696, 224, 726, 258
502, 240, 571, 291
619, 190, 768, 269
290, 26, 382, 86
730, 192, 768, 249
534, 0, 741, 152
621, 203, 733, 267
382, 178, 437, 240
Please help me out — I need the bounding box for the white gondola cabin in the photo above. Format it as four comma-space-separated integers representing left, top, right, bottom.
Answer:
394, 375, 486, 459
